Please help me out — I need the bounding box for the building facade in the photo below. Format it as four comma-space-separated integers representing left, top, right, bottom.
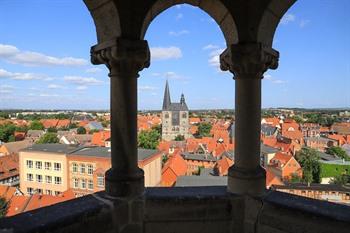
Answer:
19, 144, 162, 197
19, 144, 70, 196
161, 81, 190, 141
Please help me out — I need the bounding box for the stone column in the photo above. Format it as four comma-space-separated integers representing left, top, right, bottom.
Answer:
91, 38, 150, 198
220, 43, 279, 196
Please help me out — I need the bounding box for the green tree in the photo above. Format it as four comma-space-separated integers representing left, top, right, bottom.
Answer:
327, 146, 350, 161
36, 133, 59, 144
174, 134, 185, 141
331, 174, 349, 185
68, 122, 78, 129
0, 197, 9, 218
197, 122, 212, 137
296, 147, 321, 185
0, 123, 16, 142
47, 127, 57, 133
290, 173, 302, 183
17, 113, 24, 119
292, 115, 304, 124
0, 112, 9, 119
152, 124, 162, 135
15, 125, 27, 133
8, 135, 15, 142
77, 127, 87, 134
29, 120, 44, 130
138, 129, 160, 149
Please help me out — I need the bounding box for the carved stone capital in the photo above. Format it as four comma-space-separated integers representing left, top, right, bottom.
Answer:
91, 38, 150, 77
220, 43, 279, 79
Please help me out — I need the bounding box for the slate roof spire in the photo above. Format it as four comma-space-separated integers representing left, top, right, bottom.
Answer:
162, 80, 171, 110
180, 93, 186, 105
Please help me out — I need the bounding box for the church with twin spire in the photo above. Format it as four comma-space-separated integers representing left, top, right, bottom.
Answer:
161, 81, 190, 141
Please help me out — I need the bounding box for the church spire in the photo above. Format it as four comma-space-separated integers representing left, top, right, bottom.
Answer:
162, 80, 171, 110
180, 93, 186, 105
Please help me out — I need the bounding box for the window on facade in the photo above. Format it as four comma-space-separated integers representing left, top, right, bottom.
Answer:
36, 174, 42, 183
26, 173, 33, 181
165, 113, 169, 118
73, 178, 79, 188
54, 176, 62, 185
97, 174, 105, 188
26, 160, 33, 169
72, 163, 78, 173
27, 187, 33, 195
44, 162, 51, 170
45, 175, 52, 184
88, 179, 93, 190
80, 164, 86, 174
45, 190, 52, 195
37, 188, 43, 194
81, 179, 86, 189
54, 162, 61, 171
35, 161, 42, 169
87, 164, 93, 175
182, 112, 187, 118
55, 191, 61, 196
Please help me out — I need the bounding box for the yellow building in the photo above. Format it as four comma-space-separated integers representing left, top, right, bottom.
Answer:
19, 144, 76, 196
19, 144, 162, 197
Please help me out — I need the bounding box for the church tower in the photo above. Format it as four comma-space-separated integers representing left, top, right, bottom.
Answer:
161, 81, 190, 141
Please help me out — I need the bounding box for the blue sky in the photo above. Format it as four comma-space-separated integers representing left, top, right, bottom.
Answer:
0, 0, 349, 110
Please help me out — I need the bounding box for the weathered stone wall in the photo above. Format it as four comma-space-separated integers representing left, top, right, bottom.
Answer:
1, 187, 350, 233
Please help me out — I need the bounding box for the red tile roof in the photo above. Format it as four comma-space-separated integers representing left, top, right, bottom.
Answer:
91, 131, 111, 146
0, 185, 17, 201
215, 156, 233, 176
40, 119, 59, 128
162, 153, 187, 186
7, 189, 75, 217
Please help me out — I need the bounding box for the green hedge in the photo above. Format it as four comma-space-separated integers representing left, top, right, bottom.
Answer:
320, 163, 350, 178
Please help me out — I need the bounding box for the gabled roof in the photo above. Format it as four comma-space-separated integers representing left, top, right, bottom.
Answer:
0, 185, 18, 201
6, 189, 75, 217
162, 154, 187, 177
1, 140, 33, 155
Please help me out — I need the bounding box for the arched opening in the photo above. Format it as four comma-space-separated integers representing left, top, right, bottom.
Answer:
141, 0, 238, 45
139, 3, 235, 185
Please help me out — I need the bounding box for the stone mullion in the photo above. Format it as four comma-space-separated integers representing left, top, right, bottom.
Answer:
220, 43, 279, 196
91, 38, 150, 198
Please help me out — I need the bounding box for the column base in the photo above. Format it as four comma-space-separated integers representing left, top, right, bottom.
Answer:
105, 167, 144, 198
227, 165, 266, 196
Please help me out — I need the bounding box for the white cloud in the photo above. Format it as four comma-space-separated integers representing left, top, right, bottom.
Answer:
264, 74, 287, 84
0, 84, 14, 94
0, 43, 88, 67
151, 71, 188, 81
203, 44, 219, 50
299, 19, 310, 28
0, 68, 52, 81
39, 93, 59, 97
139, 86, 157, 91
76, 86, 88, 90
64, 76, 104, 85
150, 47, 182, 60
48, 84, 63, 89
0, 44, 19, 56
280, 13, 296, 25
85, 67, 102, 73
169, 30, 189, 36
208, 48, 225, 70
176, 13, 183, 20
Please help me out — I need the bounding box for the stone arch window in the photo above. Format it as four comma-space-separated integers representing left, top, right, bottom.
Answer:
85, 0, 296, 202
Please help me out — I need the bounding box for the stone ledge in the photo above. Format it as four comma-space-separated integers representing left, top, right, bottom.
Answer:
0, 187, 349, 233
